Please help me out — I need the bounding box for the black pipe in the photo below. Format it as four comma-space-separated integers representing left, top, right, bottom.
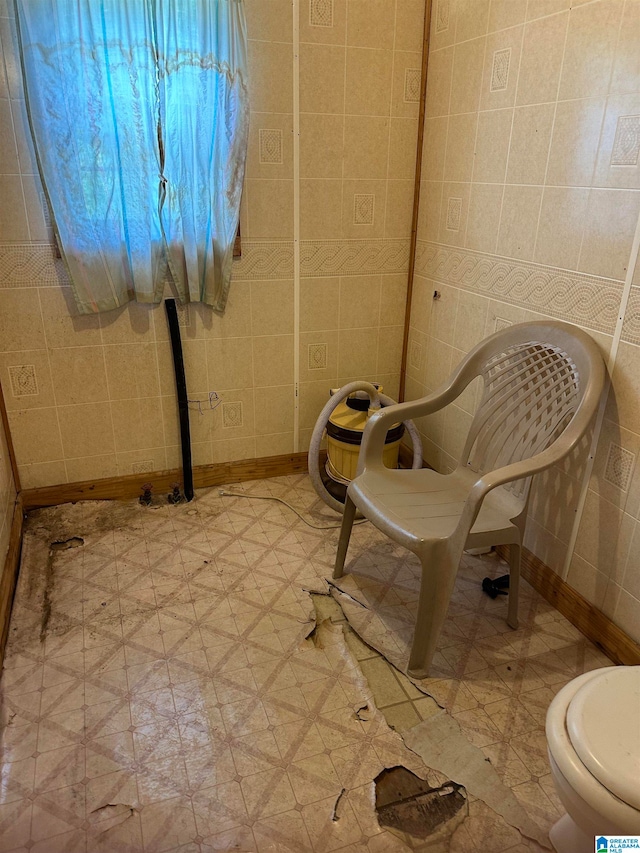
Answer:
165, 299, 194, 501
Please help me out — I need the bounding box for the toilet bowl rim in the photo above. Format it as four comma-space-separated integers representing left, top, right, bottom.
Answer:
546, 666, 640, 828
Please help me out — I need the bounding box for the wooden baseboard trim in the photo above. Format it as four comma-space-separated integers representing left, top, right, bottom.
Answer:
0, 498, 24, 667
496, 544, 640, 666
22, 452, 310, 510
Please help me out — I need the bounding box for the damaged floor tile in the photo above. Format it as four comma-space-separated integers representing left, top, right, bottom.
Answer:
0, 475, 612, 851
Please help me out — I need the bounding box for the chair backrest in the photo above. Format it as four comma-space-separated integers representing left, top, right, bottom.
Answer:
456, 321, 606, 500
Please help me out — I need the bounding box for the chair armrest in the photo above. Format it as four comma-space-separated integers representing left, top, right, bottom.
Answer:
357, 386, 464, 474
453, 433, 581, 540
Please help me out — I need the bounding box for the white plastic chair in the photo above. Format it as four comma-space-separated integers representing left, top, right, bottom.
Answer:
333, 321, 606, 678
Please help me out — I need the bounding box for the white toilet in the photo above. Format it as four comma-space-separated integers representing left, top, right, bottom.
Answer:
545, 665, 640, 852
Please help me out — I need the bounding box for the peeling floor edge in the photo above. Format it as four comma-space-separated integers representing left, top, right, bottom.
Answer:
309, 591, 550, 850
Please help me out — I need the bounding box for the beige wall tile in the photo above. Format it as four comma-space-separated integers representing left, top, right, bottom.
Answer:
422, 116, 448, 183
380, 275, 409, 327
0, 289, 45, 352
609, 342, 640, 434
345, 48, 393, 116
610, 0, 640, 94
252, 335, 294, 387
205, 338, 254, 392
384, 180, 414, 239
391, 51, 423, 118
465, 183, 503, 253
157, 339, 208, 396
479, 26, 524, 112
0, 175, 28, 240
212, 436, 256, 463
429, 0, 457, 52
300, 43, 345, 114
546, 98, 606, 188
417, 180, 443, 242
116, 448, 167, 477
103, 343, 160, 401
299, 330, 339, 383
593, 93, 640, 190
300, 114, 344, 179
300, 179, 343, 239
346, 0, 395, 49
506, 102, 555, 184
614, 587, 640, 643
39, 287, 102, 348
456, 0, 491, 41
99, 301, 155, 344
337, 327, 378, 377
216, 389, 257, 439
438, 182, 471, 247
246, 179, 294, 240
253, 385, 294, 436
299, 379, 334, 431
247, 40, 293, 114
444, 112, 478, 183
409, 275, 434, 334
255, 432, 294, 457
21, 173, 49, 242
489, 0, 527, 32
250, 281, 294, 336
558, 0, 622, 101
49, 346, 109, 406
425, 47, 454, 118
65, 454, 118, 484
516, 11, 568, 106
450, 38, 486, 115
525, 0, 570, 21
579, 189, 640, 281
57, 402, 115, 458
472, 108, 513, 183
110, 397, 165, 454
246, 113, 294, 180
394, 0, 426, 52
339, 276, 381, 329
341, 179, 386, 238
343, 116, 390, 179
497, 184, 543, 260
377, 325, 403, 374
10, 98, 37, 174
299, 278, 340, 332
299, 0, 347, 44
534, 186, 590, 270
205, 282, 253, 340
19, 461, 67, 489
245, 0, 292, 42
429, 283, 459, 345
0, 97, 19, 173
8, 407, 63, 465
0, 350, 55, 411
388, 118, 419, 180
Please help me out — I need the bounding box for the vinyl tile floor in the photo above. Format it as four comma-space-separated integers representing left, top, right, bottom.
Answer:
0, 475, 612, 852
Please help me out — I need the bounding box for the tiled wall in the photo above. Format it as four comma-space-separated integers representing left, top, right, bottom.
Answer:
407, 0, 640, 641
0, 0, 424, 487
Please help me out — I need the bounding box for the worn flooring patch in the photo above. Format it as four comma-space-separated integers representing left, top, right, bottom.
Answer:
0, 475, 612, 851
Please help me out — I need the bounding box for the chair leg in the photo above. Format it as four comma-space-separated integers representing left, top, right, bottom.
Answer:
407, 543, 459, 679
333, 495, 357, 579
507, 542, 520, 630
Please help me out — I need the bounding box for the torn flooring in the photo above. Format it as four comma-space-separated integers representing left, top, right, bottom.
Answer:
0, 475, 612, 851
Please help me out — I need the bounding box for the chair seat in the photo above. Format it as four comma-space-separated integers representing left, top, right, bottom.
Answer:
348, 466, 522, 554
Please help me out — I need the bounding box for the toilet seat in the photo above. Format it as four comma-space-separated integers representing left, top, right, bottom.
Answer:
546, 666, 640, 834
567, 667, 640, 811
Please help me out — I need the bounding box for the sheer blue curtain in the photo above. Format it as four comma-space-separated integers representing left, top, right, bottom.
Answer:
15, 0, 249, 314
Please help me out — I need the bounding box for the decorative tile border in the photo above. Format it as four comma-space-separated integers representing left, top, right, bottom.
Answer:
621, 286, 640, 345
232, 241, 295, 279
0, 243, 69, 288
0, 239, 411, 287
415, 241, 623, 334
300, 239, 410, 277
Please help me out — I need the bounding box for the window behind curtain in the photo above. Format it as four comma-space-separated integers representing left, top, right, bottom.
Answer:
15, 0, 249, 315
